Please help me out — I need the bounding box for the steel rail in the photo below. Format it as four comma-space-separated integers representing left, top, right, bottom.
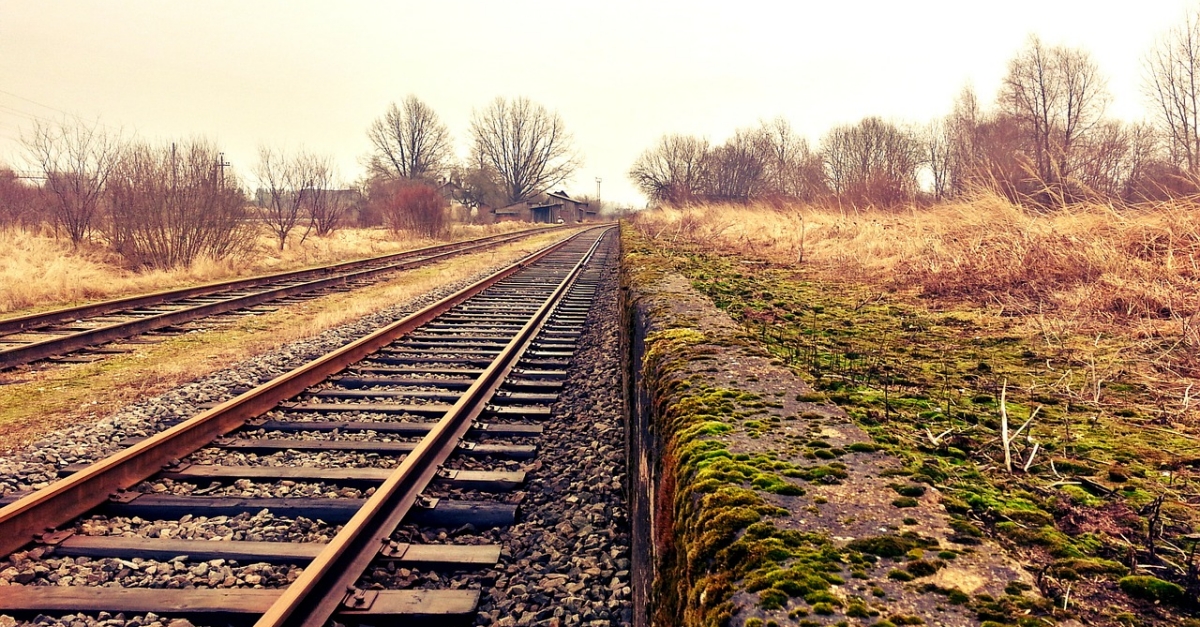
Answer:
0, 227, 603, 559
0, 224, 567, 336
0, 225, 576, 371
257, 226, 612, 627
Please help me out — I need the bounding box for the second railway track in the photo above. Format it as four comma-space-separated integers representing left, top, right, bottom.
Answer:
0, 225, 625, 626
0, 225, 573, 372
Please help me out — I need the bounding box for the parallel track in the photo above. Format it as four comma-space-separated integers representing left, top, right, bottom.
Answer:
0, 225, 571, 371
0, 225, 616, 625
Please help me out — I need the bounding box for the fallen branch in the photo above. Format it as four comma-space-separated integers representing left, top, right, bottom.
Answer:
1002, 381, 1012, 473
925, 426, 953, 446
1000, 379, 1042, 474
1023, 443, 1041, 472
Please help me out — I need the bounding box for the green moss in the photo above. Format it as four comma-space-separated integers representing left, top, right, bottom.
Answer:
887, 569, 915, 581
1003, 581, 1031, 596
905, 559, 944, 577
758, 588, 788, 610
1050, 557, 1127, 576
892, 496, 919, 508
846, 603, 871, 617
804, 590, 843, 606
812, 602, 836, 615
846, 535, 933, 558
948, 518, 982, 538
1119, 575, 1185, 604
892, 484, 927, 498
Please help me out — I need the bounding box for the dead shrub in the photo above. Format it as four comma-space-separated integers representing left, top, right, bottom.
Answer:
374, 181, 448, 239
0, 169, 50, 227
106, 140, 253, 269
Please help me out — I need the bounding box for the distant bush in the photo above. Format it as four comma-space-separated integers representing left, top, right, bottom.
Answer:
374, 181, 448, 239
106, 140, 252, 268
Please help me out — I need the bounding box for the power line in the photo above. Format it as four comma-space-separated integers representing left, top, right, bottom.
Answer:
0, 89, 123, 133
0, 88, 81, 119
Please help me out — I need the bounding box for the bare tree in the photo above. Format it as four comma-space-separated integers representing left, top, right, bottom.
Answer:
945, 85, 986, 197
22, 118, 122, 246
255, 146, 310, 250
702, 129, 765, 202
628, 134, 711, 205
999, 36, 1109, 200
1146, 10, 1200, 173
366, 95, 454, 182
470, 97, 578, 203
298, 154, 349, 237
925, 119, 953, 201
448, 163, 506, 217
751, 117, 826, 201
820, 117, 923, 207
106, 140, 251, 268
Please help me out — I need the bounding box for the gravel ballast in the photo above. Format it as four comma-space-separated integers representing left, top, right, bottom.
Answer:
0, 232, 632, 627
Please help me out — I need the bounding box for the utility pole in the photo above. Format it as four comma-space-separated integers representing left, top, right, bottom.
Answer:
595, 177, 602, 210
216, 152, 231, 188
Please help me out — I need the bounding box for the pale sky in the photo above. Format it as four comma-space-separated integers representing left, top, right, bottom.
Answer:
0, 1, 1194, 207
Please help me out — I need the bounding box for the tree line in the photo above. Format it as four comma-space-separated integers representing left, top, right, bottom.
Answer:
631, 14, 1200, 209
0, 95, 578, 268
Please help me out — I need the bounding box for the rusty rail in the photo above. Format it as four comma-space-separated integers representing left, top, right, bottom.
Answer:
257, 227, 610, 627
0, 228, 598, 558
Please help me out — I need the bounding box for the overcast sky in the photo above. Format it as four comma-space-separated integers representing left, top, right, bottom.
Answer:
0, 1, 1195, 207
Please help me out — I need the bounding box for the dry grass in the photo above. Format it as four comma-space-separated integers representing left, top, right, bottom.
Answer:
0, 221, 538, 315
634, 196, 1198, 328
0, 228, 573, 450
631, 195, 1200, 395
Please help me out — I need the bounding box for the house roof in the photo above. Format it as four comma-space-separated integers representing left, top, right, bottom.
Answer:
547, 191, 589, 206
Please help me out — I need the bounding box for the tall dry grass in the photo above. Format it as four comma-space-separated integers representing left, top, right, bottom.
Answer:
0, 221, 539, 315
631, 194, 1200, 373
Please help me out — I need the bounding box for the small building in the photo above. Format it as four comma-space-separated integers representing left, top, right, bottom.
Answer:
546, 191, 595, 223
485, 191, 593, 224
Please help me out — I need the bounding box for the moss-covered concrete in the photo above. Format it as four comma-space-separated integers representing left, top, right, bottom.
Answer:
621, 225, 1050, 627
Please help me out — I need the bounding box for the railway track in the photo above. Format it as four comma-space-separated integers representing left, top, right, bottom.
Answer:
0, 225, 620, 626
0, 225, 571, 372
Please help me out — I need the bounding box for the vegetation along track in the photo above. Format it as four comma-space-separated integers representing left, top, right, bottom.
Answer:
0, 225, 619, 626
0, 225, 570, 372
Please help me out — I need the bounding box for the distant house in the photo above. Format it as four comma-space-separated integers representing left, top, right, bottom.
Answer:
436, 178, 464, 203
486, 191, 592, 224
546, 191, 595, 223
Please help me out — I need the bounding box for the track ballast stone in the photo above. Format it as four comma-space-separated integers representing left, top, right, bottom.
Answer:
0, 262, 533, 626
472, 241, 632, 627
